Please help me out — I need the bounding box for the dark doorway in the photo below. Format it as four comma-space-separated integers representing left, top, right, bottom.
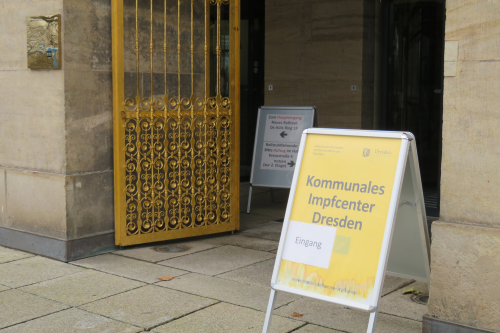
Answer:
380, 0, 444, 217
240, 0, 265, 181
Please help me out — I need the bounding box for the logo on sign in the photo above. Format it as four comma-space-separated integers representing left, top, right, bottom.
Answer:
363, 148, 371, 157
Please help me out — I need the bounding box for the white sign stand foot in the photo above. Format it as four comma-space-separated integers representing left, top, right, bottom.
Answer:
262, 289, 277, 333
247, 185, 253, 214
367, 310, 378, 333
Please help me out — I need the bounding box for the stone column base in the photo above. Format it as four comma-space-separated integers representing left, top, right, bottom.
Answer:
423, 316, 498, 333
0, 227, 117, 262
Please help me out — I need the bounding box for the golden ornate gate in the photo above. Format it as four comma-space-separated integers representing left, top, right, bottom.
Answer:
112, 0, 240, 246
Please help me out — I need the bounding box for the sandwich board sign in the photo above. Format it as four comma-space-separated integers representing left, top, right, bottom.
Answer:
247, 106, 316, 213
262, 128, 430, 333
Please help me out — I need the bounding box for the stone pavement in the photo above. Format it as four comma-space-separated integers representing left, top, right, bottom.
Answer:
0, 184, 427, 332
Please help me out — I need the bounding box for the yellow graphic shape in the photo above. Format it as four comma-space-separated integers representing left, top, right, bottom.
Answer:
332, 235, 351, 255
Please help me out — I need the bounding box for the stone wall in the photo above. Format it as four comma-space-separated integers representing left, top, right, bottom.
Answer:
0, 0, 68, 242
429, 0, 500, 331
0, 0, 115, 261
264, 0, 375, 129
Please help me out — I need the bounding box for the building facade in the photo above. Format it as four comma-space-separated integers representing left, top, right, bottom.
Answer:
0, 0, 499, 332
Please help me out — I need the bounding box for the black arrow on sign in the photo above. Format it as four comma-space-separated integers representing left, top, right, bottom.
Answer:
280, 131, 288, 138
288, 160, 295, 167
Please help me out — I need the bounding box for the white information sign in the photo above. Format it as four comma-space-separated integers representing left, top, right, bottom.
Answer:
247, 106, 316, 214
260, 114, 304, 171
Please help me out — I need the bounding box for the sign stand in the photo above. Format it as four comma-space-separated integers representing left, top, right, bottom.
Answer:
247, 106, 316, 214
262, 129, 430, 333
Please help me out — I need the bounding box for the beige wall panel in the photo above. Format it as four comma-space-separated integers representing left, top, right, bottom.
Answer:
264, 80, 308, 106
441, 61, 500, 227
265, 0, 366, 130
265, 3, 311, 44
266, 0, 304, 7
305, 80, 362, 118
0, 168, 5, 226
4, 170, 66, 239
65, 70, 113, 174
66, 171, 114, 239
310, 0, 364, 42
429, 222, 500, 331
0, 70, 66, 173
265, 43, 305, 81
446, 0, 500, 61
0, 0, 63, 71
318, 115, 361, 129
302, 41, 363, 81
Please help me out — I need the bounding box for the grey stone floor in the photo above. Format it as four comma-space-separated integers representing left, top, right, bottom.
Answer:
0, 184, 427, 332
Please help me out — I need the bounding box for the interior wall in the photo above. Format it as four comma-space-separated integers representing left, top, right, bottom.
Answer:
264, 0, 375, 129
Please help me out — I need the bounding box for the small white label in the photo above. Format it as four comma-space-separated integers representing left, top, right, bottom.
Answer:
282, 220, 337, 269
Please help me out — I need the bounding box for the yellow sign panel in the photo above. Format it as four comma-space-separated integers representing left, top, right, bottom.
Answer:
276, 133, 403, 307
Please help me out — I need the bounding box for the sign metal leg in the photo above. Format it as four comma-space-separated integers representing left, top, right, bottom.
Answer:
247, 185, 253, 214
367, 310, 378, 333
262, 289, 277, 333
270, 187, 275, 203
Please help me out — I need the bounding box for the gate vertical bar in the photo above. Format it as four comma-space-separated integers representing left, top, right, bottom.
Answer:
112, 0, 125, 245
204, 0, 210, 227
230, 0, 241, 229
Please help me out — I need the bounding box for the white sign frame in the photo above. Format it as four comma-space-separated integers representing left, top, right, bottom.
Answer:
247, 106, 316, 214
262, 128, 431, 333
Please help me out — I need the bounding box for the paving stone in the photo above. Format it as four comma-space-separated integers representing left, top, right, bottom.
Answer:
0, 308, 141, 333
20, 270, 145, 306
0, 256, 83, 288
158, 245, 275, 276
207, 234, 279, 252
293, 324, 343, 332
153, 302, 303, 333
240, 182, 272, 195
157, 273, 299, 312
71, 254, 188, 283
247, 203, 288, 220
113, 240, 219, 262
218, 258, 276, 288
242, 189, 289, 214
79, 285, 216, 330
0, 289, 69, 329
239, 212, 277, 231
0, 246, 34, 264
241, 221, 285, 241
380, 282, 428, 321
274, 298, 422, 332
382, 275, 414, 296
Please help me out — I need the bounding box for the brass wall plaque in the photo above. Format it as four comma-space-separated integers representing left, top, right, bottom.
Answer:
27, 14, 61, 69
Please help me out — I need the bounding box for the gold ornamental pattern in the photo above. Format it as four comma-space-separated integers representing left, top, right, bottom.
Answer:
120, 0, 234, 237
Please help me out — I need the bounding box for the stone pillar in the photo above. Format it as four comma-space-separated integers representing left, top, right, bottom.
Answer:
0, 0, 116, 261
426, 1, 500, 332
